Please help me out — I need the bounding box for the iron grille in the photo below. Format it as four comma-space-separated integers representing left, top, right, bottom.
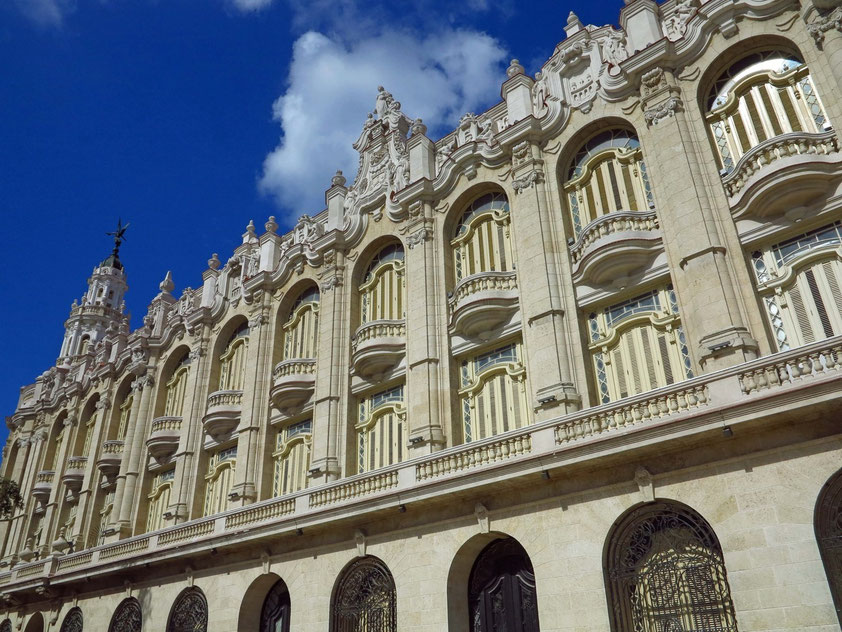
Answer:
260, 579, 291, 632
108, 598, 142, 632
331, 556, 397, 632
816, 468, 842, 625
60, 608, 83, 632
167, 587, 208, 632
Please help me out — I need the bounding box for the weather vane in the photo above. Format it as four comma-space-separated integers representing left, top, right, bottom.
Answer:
106, 218, 130, 256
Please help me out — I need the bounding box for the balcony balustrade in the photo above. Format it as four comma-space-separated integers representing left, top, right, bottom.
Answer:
569, 211, 662, 286
350, 320, 406, 377
270, 359, 316, 410
32, 471, 55, 503
448, 271, 518, 338
203, 390, 243, 439
60, 457, 87, 492
96, 441, 124, 479
146, 416, 183, 460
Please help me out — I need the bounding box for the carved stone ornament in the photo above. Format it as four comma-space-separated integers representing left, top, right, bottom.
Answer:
807, 6, 842, 45
601, 29, 629, 68
188, 347, 205, 362
474, 502, 490, 534
559, 41, 600, 114
640, 67, 669, 99
663, 0, 698, 42
512, 170, 544, 194
248, 313, 268, 330
406, 226, 433, 249
354, 529, 367, 557
634, 466, 655, 502
644, 96, 683, 126
95, 397, 112, 411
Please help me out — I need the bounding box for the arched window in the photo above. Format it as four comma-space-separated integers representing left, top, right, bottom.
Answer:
164, 354, 191, 417
706, 50, 830, 173
260, 579, 291, 632
468, 537, 540, 632
564, 130, 653, 238
588, 285, 693, 404
451, 193, 513, 283
204, 446, 236, 516
751, 222, 842, 350
108, 598, 142, 632
60, 607, 83, 632
218, 323, 249, 392
604, 501, 738, 632
331, 556, 397, 632
282, 287, 320, 361
273, 419, 311, 496
167, 587, 208, 632
357, 385, 406, 473
146, 468, 175, 532
360, 244, 405, 324
459, 342, 529, 443
815, 468, 842, 625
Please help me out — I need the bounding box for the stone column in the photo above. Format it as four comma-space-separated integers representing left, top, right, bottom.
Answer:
509, 141, 582, 421
0, 436, 32, 562
112, 373, 155, 537
404, 201, 447, 455
230, 305, 274, 507
309, 250, 350, 484
638, 68, 760, 372
70, 391, 112, 546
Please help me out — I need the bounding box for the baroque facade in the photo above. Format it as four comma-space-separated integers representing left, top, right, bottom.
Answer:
3, 0, 842, 630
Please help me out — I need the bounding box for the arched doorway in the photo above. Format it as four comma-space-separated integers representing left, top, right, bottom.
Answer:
816, 467, 842, 625
60, 608, 83, 632
330, 556, 396, 632
108, 598, 141, 632
467, 537, 540, 631
22, 613, 44, 632
167, 587, 208, 632
260, 579, 291, 632
604, 500, 738, 632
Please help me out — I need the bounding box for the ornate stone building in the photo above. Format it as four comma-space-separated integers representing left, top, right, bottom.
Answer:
2, 0, 842, 629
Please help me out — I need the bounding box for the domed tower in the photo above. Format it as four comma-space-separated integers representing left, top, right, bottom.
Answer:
58, 221, 130, 364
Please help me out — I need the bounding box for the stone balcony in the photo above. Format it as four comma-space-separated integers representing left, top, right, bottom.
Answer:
60, 457, 87, 492
203, 390, 243, 439
448, 271, 519, 338
146, 416, 183, 461
96, 440, 124, 479
724, 130, 840, 218
270, 359, 316, 410
32, 471, 54, 503
569, 211, 662, 286
351, 320, 406, 378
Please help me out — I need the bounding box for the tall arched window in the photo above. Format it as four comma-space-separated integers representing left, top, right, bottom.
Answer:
604, 501, 738, 632
468, 537, 540, 632
564, 130, 653, 238
706, 50, 830, 173
204, 446, 236, 516
273, 419, 311, 496
588, 285, 693, 404
146, 468, 175, 532
331, 556, 397, 632
360, 244, 405, 324
167, 587, 208, 632
60, 607, 83, 632
751, 222, 842, 350
815, 468, 842, 625
459, 342, 529, 443
108, 598, 142, 632
164, 354, 191, 417
357, 385, 406, 473
452, 193, 513, 282
282, 287, 320, 361
260, 579, 291, 632
218, 323, 249, 392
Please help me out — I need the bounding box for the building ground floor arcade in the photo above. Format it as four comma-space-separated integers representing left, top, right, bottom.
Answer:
4, 405, 842, 632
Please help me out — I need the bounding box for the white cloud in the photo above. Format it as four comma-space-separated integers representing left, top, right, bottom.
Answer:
229, 0, 273, 12
14, 0, 74, 27
258, 28, 507, 216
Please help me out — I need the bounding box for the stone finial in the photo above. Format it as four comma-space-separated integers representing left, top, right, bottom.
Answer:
331, 170, 347, 187
565, 11, 584, 36
243, 220, 257, 244
208, 253, 221, 271
265, 216, 278, 234
411, 118, 427, 136
159, 270, 174, 295
506, 59, 525, 78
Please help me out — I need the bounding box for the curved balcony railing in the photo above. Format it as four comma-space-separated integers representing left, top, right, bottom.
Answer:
351, 320, 406, 378
270, 359, 316, 410
723, 130, 840, 213
97, 440, 124, 478
448, 271, 519, 338
568, 211, 663, 285
146, 416, 183, 460
32, 471, 55, 503
61, 457, 87, 491
203, 390, 243, 439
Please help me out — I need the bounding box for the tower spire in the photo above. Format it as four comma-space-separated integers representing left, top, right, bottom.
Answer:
103, 218, 130, 269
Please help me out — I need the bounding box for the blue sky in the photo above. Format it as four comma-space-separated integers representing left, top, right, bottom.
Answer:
0, 0, 621, 445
